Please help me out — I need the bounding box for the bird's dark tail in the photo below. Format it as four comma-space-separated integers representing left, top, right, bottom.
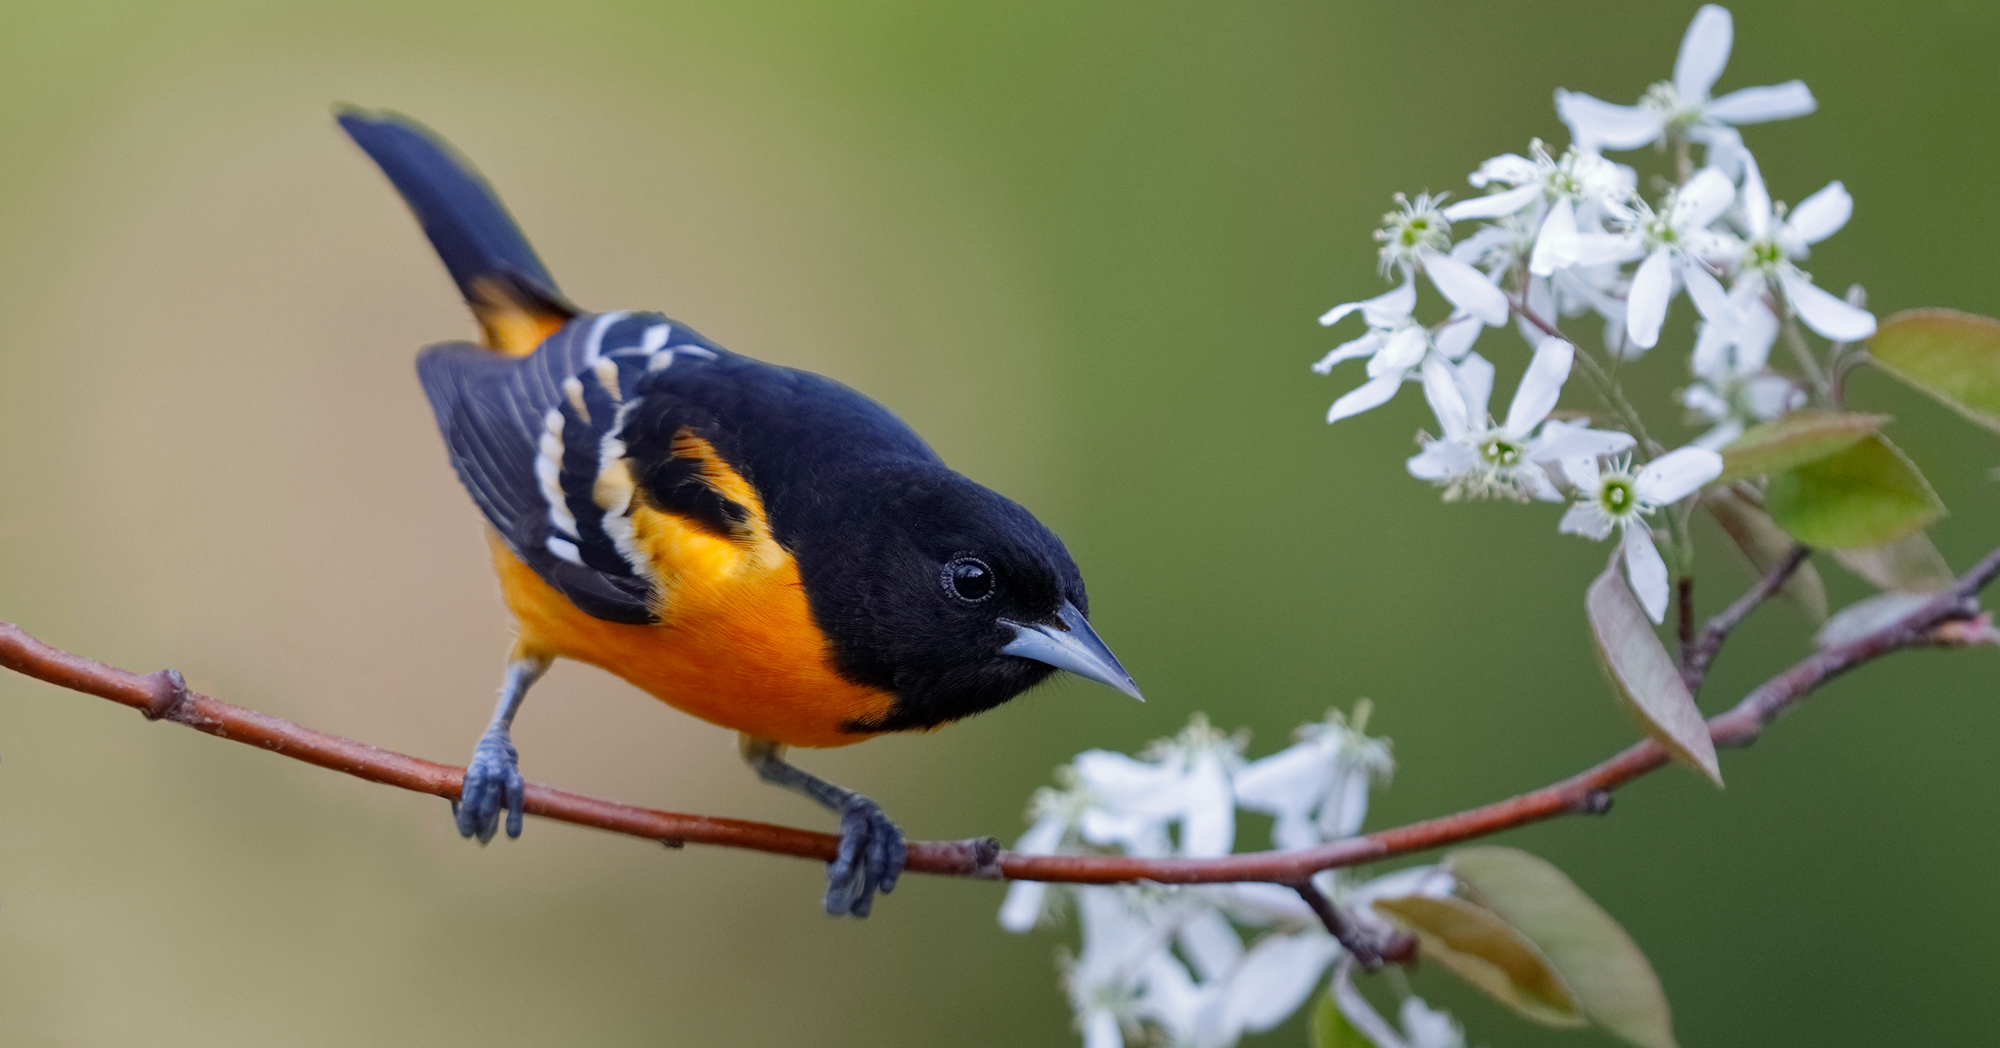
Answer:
337, 107, 577, 354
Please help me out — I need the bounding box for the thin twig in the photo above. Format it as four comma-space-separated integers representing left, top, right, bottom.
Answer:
1293, 881, 1415, 971
3, 545, 1995, 886
1682, 544, 1812, 694
1510, 296, 1661, 456
1676, 576, 1696, 668
1778, 303, 1834, 405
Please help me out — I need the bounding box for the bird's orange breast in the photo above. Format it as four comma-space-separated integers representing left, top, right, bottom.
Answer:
493, 537, 895, 747
487, 434, 897, 748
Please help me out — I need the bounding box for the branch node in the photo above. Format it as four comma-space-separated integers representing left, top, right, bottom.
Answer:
1376, 932, 1418, 966
969, 835, 1003, 877
660, 838, 685, 850
142, 669, 190, 723
1570, 788, 1614, 816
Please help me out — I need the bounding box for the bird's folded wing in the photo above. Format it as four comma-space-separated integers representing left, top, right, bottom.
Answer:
415, 311, 725, 624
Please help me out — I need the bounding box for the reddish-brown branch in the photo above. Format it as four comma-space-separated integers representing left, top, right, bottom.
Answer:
3, 545, 1995, 885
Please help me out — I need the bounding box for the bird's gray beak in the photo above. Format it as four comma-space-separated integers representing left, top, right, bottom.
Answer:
1000, 600, 1143, 701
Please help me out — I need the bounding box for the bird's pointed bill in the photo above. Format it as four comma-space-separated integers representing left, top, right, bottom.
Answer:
1001, 601, 1143, 701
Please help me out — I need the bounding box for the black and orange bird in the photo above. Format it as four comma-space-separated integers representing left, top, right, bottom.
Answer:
337, 110, 1141, 916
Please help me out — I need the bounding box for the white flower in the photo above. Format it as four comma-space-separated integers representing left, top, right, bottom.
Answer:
1731, 154, 1876, 340
998, 782, 1093, 932
1067, 887, 1166, 1048
1315, 276, 1484, 424
1555, 5, 1815, 166
1560, 448, 1724, 622
1398, 997, 1468, 1048
1444, 142, 1639, 278
1073, 716, 1242, 858
1609, 166, 1740, 351
1406, 342, 1634, 503
1196, 933, 1342, 1047
1683, 297, 1801, 448
1234, 704, 1394, 850
1371, 193, 1511, 326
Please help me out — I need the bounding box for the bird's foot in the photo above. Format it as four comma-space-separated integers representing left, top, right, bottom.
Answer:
825, 794, 906, 918
454, 727, 526, 843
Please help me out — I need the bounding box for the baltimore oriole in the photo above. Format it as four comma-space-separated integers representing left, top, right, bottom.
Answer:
338, 109, 1140, 916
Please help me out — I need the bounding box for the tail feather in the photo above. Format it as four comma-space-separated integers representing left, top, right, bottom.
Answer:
338, 107, 577, 353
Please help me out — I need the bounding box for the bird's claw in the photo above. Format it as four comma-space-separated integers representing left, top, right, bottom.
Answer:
825, 795, 905, 917
455, 728, 526, 843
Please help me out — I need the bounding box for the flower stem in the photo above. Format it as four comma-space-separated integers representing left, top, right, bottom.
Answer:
1509, 296, 1661, 457
1778, 302, 1834, 406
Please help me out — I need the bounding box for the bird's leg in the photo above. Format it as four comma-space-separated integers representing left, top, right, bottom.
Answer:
740, 736, 907, 917
455, 652, 552, 843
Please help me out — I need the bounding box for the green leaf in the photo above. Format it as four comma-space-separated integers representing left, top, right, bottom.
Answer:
1372, 895, 1585, 1027
1870, 308, 2000, 434
1830, 530, 1955, 593
1310, 989, 1373, 1048
1704, 487, 1827, 621
1449, 847, 1678, 1048
1717, 409, 1888, 483
1765, 434, 1945, 548
1586, 562, 1722, 786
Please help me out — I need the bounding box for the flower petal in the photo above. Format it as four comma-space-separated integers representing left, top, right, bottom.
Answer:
1693, 418, 1744, 450
1420, 354, 1473, 439
1419, 247, 1510, 326
1555, 89, 1665, 150
1623, 527, 1672, 624
1528, 196, 1578, 277
1530, 419, 1635, 462
1705, 81, 1817, 124
1672, 166, 1737, 230
1674, 4, 1734, 101
1504, 338, 1573, 437
1408, 440, 1479, 482
1697, 124, 1751, 179
1636, 446, 1724, 503
1690, 317, 1733, 378
1177, 907, 1245, 981
1327, 371, 1405, 423
1399, 997, 1467, 1048
1432, 313, 1483, 360
1320, 275, 1416, 328
1559, 498, 1614, 540
1368, 325, 1429, 375
1082, 1009, 1124, 1048
1747, 374, 1805, 419
998, 881, 1048, 933
1737, 299, 1780, 370
1780, 268, 1876, 341
1784, 181, 1852, 247
1738, 152, 1772, 239
1457, 350, 1495, 421
1179, 754, 1236, 858
1625, 246, 1674, 349
1680, 257, 1730, 320
1469, 152, 1538, 188
1312, 332, 1384, 374
1441, 182, 1541, 221
1226, 935, 1343, 1035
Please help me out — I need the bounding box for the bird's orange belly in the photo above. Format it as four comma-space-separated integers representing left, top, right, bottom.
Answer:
488, 537, 896, 748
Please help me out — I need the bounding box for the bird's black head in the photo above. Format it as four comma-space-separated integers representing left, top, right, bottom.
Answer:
792, 464, 1140, 733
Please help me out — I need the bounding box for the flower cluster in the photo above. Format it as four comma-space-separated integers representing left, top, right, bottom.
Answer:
1314, 3, 1874, 623
1000, 710, 1463, 1048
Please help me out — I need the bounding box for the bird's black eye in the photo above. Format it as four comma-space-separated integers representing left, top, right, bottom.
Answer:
942, 557, 996, 603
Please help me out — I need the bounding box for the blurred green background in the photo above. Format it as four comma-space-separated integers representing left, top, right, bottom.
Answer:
1, 1, 1996, 1044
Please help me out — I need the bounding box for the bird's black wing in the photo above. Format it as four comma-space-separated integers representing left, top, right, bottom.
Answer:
419, 309, 944, 625
416, 311, 722, 623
